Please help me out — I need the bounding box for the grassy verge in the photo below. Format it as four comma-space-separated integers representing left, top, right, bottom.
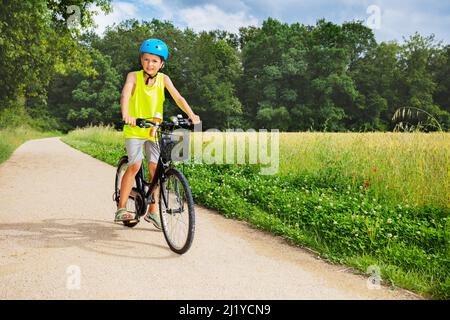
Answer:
0, 126, 60, 165
62, 126, 450, 299
182, 163, 449, 299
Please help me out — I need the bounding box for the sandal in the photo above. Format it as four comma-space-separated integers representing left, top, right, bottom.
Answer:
144, 211, 162, 230
114, 208, 135, 222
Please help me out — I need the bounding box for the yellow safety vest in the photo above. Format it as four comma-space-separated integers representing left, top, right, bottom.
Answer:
123, 70, 165, 141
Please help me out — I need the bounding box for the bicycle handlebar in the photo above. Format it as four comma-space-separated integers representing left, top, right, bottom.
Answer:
125, 116, 194, 130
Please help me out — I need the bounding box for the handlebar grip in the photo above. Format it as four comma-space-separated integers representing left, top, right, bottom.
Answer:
126, 118, 193, 129
135, 118, 148, 128
178, 119, 194, 129
122, 119, 149, 128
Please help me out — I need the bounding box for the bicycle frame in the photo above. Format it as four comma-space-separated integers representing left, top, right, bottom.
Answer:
127, 116, 192, 219
116, 116, 195, 253
134, 144, 170, 217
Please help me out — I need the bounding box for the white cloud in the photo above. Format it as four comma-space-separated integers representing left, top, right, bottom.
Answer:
178, 4, 259, 33
270, 0, 450, 43
369, 5, 450, 43
93, 1, 139, 35
90, 0, 449, 43
139, 0, 163, 5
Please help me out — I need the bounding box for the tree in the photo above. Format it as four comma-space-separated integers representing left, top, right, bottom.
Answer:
433, 45, 450, 114
0, 0, 111, 127
183, 32, 243, 129
239, 18, 367, 131
394, 33, 449, 130
350, 42, 401, 130
48, 49, 121, 129
240, 18, 308, 129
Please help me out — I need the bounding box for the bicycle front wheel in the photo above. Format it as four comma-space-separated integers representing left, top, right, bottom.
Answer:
159, 168, 195, 254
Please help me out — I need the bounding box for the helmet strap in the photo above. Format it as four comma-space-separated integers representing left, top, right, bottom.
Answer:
143, 70, 159, 85
141, 60, 165, 85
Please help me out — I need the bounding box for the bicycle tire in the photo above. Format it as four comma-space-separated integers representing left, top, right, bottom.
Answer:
114, 156, 140, 228
159, 168, 195, 254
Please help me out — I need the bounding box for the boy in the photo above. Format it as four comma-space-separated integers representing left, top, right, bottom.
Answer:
115, 38, 201, 229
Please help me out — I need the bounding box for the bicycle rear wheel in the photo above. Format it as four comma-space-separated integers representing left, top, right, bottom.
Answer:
114, 156, 142, 228
159, 168, 195, 254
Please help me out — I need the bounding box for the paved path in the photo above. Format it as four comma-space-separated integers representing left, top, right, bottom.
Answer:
0, 137, 419, 299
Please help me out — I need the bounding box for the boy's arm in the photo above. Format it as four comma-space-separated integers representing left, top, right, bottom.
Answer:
121, 72, 137, 126
164, 75, 201, 124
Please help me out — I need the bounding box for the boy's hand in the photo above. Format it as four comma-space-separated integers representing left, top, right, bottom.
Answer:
123, 115, 136, 127
190, 114, 201, 125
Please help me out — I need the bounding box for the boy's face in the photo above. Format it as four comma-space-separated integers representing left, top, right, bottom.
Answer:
140, 53, 164, 76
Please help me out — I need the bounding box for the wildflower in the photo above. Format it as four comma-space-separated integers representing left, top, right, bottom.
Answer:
387, 218, 393, 224
333, 221, 338, 225
372, 167, 377, 173
387, 233, 393, 238
355, 233, 359, 237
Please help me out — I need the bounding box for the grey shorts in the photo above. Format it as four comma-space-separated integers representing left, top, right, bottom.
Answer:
125, 139, 160, 165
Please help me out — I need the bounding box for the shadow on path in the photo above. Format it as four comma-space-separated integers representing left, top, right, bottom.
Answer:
0, 218, 177, 260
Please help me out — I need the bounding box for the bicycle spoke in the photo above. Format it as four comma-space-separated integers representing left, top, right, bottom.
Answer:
161, 171, 192, 251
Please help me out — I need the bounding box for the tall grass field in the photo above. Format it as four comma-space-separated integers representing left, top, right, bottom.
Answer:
62, 126, 449, 299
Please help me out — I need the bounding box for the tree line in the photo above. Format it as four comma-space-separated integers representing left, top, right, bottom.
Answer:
1, 1, 449, 132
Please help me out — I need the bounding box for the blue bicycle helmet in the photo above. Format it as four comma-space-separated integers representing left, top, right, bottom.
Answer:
139, 38, 169, 61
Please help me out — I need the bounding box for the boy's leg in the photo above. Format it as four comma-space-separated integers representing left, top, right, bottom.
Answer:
145, 161, 161, 229
117, 139, 146, 217
144, 139, 161, 213
117, 160, 142, 210
148, 161, 159, 213
144, 140, 162, 229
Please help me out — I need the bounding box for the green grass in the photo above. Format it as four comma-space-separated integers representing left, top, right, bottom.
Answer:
199, 131, 449, 209
61, 126, 450, 299
0, 102, 62, 165
0, 126, 60, 165
278, 132, 450, 210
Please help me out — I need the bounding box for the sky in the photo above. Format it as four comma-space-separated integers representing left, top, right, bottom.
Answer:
92, 0, 450, 44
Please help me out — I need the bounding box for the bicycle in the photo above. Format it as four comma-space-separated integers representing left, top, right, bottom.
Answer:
113, 115, 195, 254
